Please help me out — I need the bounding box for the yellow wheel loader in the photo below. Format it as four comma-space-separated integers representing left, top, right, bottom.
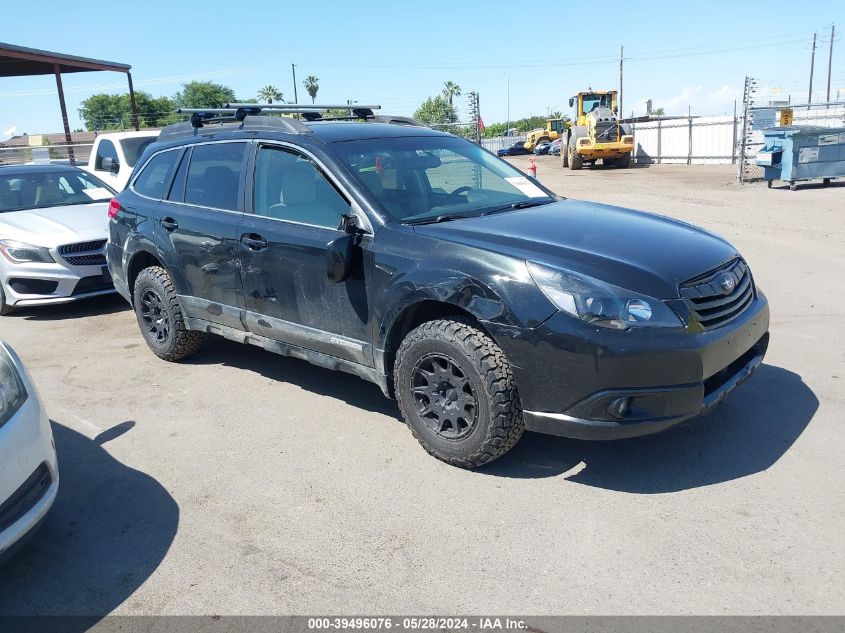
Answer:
523, 118, 569, 152
562, 90, 634, 170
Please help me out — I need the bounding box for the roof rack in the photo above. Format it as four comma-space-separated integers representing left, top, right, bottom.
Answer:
225, 102, 383, 121
158, 102, 428, 141
159, 110, 310, 142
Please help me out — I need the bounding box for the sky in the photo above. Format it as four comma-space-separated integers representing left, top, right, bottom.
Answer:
1, 0, 843, 140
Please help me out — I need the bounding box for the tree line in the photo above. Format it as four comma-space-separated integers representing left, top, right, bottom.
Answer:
78, 77, 321, 131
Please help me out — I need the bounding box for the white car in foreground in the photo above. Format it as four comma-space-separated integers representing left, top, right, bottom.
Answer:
0, 164, 117, 315
0, 339, 58, 563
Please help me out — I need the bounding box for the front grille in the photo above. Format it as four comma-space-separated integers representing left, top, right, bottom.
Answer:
594, 121, 618, 142
58, 240, 107, 267
0, 462, 52, 533
681, 259, 755, 330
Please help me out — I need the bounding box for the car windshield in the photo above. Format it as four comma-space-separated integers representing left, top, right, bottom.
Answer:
120, 137, 156, 167
0, 169, 116, 214
332, 135, 553, 223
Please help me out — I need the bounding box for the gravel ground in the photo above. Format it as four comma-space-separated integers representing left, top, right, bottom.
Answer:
0, 162, 842, 616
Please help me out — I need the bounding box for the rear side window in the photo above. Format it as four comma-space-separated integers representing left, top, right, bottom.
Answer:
184, 142, 247, 211
121, 137, 156, 167
133, 150, 181, 199
95, 139, 118, 171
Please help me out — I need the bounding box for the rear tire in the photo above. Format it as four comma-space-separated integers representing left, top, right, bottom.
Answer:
394, 318, 524, 469
133, 266, 205, 361
615, 153, 631, 168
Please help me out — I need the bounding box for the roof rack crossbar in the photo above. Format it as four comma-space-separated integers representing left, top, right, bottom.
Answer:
159, 112, 311, 141
224, 103, 381, 111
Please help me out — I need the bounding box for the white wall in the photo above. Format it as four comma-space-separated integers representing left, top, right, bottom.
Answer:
631, 116, 737, 165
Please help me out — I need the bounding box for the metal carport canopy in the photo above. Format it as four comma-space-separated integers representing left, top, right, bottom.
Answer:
0, 42, 139, 160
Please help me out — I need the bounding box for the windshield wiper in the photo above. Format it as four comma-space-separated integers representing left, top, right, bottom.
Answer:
480, 198, 554, 217
404, 213, 473, 225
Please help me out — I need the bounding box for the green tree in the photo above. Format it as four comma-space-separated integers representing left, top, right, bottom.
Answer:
442, 81, 461, 108
650, 107, 665, 116
174, 81, 237, 109
256, 85, 283, 104
413, 95, 457, 125
303, 76, 319, 104
78, 92, 176, 130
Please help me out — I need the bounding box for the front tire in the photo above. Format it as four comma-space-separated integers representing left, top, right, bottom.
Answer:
568, 143, 583, 170
133, 266, 205, 361
394, 318, 524, 469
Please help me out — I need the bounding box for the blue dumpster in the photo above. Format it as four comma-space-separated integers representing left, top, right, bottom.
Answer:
755, 125, 845, 190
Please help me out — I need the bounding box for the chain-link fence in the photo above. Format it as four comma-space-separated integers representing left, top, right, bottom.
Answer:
0, 142, 94, 167
737, 77, 845, 182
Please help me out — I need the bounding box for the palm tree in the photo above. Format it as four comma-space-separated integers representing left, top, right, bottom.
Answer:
442, 81, 462, 108
303, 76, 319, 104
256, 85, 283, 104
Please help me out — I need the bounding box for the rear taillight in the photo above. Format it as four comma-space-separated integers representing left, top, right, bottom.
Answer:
108, 198, 121, 219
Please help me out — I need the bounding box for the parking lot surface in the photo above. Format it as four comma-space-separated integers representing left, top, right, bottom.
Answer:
0, 163, 842, 616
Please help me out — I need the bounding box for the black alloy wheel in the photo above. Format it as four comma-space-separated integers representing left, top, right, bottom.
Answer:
411, 353, 478, 440
139, 288, 171, 344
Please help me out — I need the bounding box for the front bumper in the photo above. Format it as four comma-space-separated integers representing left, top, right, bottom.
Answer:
0, 344, 59, 562
1, 259, 115, 308
577, 141, 634, 158
488, 293, 770, 440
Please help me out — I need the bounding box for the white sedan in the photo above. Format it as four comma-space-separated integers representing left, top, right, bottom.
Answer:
0, 164, 117, 315
0, 339, 58, 563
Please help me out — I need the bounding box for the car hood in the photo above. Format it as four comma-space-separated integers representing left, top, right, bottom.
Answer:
412, 199, 738, 298
0, 203, 110, 249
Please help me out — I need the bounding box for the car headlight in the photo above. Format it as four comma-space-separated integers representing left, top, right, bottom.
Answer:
0, 345, 28, 429
527, 261, 684, 330
0, 239, 54, 264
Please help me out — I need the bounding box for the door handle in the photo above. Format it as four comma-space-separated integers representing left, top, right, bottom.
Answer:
240, 233, 268, 251
160, 217, 179, 231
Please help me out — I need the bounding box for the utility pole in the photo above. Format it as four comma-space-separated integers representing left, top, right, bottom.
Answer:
291, 62, 298, 104
506, 78, 510, 134
827, 24, 835, 103
619, 45, 624, 118
808, 32, 817, 108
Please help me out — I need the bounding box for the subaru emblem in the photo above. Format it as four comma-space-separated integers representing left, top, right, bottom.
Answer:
718, 273, 736, 294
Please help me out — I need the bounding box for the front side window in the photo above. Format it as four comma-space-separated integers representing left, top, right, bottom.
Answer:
331, 135, 552, 223
253, 145, 350, 229
133, 150, 181, 200
95, 139, 119, 170
184, 142, 247, 211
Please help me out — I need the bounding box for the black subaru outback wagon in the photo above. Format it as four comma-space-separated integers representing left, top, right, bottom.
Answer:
107, 110, 769, 468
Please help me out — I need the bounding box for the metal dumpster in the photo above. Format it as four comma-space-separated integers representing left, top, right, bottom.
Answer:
755, 125, 845, 190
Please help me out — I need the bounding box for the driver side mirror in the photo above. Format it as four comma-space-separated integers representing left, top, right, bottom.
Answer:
326, 214, 363, 283
569, 97, 575, 107
100, 157, 120, 173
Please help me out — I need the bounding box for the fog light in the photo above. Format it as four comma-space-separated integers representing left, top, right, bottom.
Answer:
607, 397, 631, 419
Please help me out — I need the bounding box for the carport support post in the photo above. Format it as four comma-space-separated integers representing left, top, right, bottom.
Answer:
53, 64, 75, 165
127, 72, 139, 131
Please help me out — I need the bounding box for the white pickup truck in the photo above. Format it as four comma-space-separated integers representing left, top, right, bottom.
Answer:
81, 130, 159, 191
